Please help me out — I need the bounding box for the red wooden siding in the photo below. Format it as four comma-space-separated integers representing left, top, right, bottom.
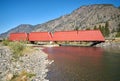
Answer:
77, 30, 105, 41
8, 30, 105, 42
28, 32, 52, 41
9, 33, 28, 41
52, 30, 105, 42
52, 31, 78, 41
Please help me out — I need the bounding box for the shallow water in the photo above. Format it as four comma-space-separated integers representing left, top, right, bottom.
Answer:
43, 46, 120, 81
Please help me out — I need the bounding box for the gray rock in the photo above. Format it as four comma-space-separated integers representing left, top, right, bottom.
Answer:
0, 46, 52, 81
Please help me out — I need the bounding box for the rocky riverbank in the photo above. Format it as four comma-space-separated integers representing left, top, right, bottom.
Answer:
96, 41, 120, 53
0, 46, 53, 81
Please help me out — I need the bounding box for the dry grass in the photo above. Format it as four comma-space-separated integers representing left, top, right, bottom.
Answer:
10, 70, 36, 81
8, 41, 34, 60
2, 39, 10, 46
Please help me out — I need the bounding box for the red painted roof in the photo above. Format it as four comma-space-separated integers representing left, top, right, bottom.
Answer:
8, 30, 105, 42
9, 33, 28, 41
29, 32, 52, 41
52, 31, 78, 41
52, 30, 105, 41
77, 30, 105, 41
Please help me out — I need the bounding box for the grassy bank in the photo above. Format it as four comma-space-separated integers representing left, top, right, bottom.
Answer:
1, 40, 35, 81
2, 40, 33, 60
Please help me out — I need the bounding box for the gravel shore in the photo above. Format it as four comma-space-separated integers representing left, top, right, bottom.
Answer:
96, 42, 120, 53
0, 46, 52, 81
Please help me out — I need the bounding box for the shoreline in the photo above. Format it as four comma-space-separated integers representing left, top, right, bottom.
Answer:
1, 42, 120, 80
96, 42, 120, 53
0, 46, 53, 81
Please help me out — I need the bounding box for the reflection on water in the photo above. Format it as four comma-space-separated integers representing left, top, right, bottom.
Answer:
43, 47, 120, 81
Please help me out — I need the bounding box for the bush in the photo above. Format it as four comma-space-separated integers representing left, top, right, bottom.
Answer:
8, 41, 33, 60
2, 39, 10, 46
8, 42, 26, 60
116, 32, 120, 37
10, 70, 36, 81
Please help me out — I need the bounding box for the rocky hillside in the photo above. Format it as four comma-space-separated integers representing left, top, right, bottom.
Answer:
34, 4, 120, 32
0, 24, 33, 38
0, 4, 120, 38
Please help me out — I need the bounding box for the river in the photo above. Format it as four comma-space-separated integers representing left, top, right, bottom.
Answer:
43, 46, 120, 81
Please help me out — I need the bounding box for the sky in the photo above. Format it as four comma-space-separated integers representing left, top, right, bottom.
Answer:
0, 0, 120, 34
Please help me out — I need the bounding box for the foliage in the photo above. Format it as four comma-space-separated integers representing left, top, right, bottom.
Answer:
2, 39, 10, 46
74, 26, 79, 31
99, 25, 105, 36
2, 39, 32, 60
93, 26, 97, 30
104, 21, 110, 37
116, 23, 120, 32
8, 42, 26, 60
116, 32, 120, 37
116, 23, 120, 37
10, 70, 36, 81
86, 28, 90, 30
98, 22, 110, 37
8, 41, 33, 60
111, 28, 115, 33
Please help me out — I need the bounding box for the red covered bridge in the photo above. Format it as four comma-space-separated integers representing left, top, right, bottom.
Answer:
9, 30, 105, 42
29, 32, 52, 42
9, 32, 28, 41
52, 31, 78, 41
77, 30, 105, 41
52, 30, 105, 42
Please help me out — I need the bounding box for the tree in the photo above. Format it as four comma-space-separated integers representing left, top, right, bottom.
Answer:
74, 26, 79, 31
99, 25, 102, 32
111, 28, 115, 33
116, 23, 120, 37
86, 27, 90, 30
116, 23, 120, 32
98, 25, 101, 31
104, 21, 110, 37
94, 26, 97, 30
99, 25, 105, 37
102, 26, 106, 36
116, 32, 120, 37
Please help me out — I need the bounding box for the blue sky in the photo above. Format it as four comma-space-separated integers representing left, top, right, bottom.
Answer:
0, 0, 120, 34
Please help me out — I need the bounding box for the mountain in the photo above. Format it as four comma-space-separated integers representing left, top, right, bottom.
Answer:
0, 24, 34, 39
0, 4, 120, 39
33, 4, 120, 32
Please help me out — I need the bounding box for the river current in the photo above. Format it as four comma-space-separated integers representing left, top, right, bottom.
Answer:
43, 46, 120, 81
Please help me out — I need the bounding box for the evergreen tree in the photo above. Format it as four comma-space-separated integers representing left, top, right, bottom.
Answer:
86, 27, 90, 30
74, 26, 79, 31
116, 23, 120, 32
98, 25, 101, 30
99, 25, 101, 32
116, 23, 120, 37
104, 21, 110, 37
111, 28, 115, 33
116, 32, 120, 37
94, 26, 97, 30
98, 25, 105, 37
102, 26, 106, 36
99, 25, 103, 32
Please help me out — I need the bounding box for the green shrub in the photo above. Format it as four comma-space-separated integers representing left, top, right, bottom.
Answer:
116, 32, 120, 37
10, 70, 36, 81
2, 39, 10, 46
8, 42, 26, 60
8, 41, 33, 60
